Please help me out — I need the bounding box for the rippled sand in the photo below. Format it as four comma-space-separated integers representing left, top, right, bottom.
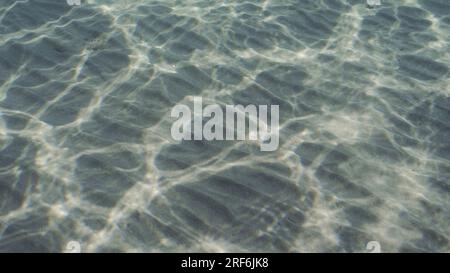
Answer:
0, 0, 449, 252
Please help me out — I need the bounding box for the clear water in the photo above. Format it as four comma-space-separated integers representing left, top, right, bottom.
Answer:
0, 0, 449, 252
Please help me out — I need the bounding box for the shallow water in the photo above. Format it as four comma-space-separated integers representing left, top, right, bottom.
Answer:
0, 0, 449, 252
